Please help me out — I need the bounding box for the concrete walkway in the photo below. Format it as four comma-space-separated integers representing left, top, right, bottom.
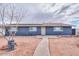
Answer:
33, 37, 50, 56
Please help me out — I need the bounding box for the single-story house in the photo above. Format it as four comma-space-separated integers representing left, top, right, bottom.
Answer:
0, 23, 76, 36
75, 28, 79, 35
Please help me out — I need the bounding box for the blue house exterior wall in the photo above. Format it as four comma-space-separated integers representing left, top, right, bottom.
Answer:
46, 26, 72, 35
5, 26, 73, 36
5, 26, 41, 36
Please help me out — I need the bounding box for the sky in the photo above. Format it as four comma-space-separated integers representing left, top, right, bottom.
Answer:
0, 3, 79, 27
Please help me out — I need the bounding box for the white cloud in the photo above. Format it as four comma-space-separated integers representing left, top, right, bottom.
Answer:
0, 3, 79, 26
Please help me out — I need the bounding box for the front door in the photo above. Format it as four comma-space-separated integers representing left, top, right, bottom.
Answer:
41, 26, 46, 35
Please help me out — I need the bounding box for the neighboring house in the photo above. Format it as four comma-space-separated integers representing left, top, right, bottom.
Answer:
75, 28, 79, 35
0, 23, 76, 36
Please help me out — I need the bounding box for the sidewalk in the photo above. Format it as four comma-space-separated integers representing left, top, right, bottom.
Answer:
33, 37, 50, 56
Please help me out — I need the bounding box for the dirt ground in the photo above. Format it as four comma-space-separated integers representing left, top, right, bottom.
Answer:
1, 36, 79, 56
49, 36, 79, 56
0, 36, 41, 56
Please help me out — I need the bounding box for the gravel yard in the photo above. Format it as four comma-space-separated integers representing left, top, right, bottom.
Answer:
0, 36, 41, 56
0, 36, 79, 56
49, 36, 79, 56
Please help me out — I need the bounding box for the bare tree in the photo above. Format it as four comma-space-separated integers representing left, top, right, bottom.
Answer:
14, 8, 25, 27
9, 8, 25, 40
0, 3, 26, 50
0, 4, 16, 41
0, 4, 8, 41
4, 4, 25, 41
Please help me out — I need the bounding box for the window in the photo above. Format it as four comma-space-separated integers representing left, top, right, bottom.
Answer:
29, 27, 37, 31
53, 27, 63, 31
9, 27, 18, 32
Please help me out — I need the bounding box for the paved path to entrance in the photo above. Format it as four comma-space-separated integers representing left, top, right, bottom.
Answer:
33, 37, 50, 56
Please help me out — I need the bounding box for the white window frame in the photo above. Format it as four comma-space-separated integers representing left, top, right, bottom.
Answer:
29, 27, 37, 31
9, 27, 18, 33
53, 27, 63, 32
